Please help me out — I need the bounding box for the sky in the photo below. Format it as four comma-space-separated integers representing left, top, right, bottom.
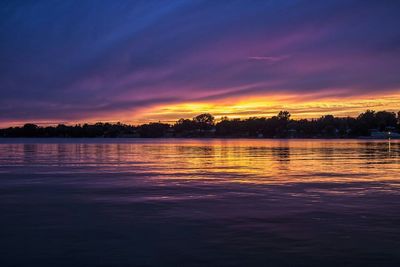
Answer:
1, 0, 400, 126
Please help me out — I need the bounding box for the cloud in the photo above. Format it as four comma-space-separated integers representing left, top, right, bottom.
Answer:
1, 0, 400, 125
247, 55, 291, 62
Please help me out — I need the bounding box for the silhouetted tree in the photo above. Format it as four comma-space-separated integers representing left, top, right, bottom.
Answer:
375, 111, 397, 131
138, 122, 170, 138
277, 111, 291, 121
174, 118, 196, 136
22, 124, 39, 137
193, 113, 215, 131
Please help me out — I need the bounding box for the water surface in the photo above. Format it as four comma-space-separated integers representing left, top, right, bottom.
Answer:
1, 139, 400, 266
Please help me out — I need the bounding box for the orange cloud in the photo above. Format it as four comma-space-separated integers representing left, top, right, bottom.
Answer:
132, 93, 400, 124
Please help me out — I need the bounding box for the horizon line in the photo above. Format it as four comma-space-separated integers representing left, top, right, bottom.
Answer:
2, 109, 399, 129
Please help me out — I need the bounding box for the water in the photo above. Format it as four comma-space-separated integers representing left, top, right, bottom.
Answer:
0, 139, 400, 266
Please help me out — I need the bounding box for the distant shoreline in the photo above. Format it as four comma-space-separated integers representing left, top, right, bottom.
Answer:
0, 137, 398, 140
1, 110, 399, 139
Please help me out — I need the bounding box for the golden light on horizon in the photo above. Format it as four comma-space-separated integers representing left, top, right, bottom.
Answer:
134, 93, 400, 124
1, 93, 399, 128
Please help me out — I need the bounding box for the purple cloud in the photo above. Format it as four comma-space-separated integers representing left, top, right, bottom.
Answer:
1, 0, 400, 125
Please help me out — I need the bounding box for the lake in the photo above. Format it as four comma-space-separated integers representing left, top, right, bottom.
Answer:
0, 139, 400, 266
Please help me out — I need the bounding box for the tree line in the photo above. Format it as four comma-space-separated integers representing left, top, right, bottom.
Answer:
1, 110, 399, 138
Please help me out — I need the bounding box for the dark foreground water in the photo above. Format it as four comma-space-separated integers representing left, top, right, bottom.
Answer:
0, 139, 400, 267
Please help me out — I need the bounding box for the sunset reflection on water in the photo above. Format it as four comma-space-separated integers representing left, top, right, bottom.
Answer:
3, 139, 399, 184
1, 139, 400, 266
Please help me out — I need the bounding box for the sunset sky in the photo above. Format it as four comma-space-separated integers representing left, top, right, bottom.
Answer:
1, 0, 400, 127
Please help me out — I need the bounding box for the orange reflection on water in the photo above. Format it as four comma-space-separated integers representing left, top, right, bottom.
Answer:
1, 139, 399, 189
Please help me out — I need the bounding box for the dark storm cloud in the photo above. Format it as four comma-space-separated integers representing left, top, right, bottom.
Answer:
1, 0, 400, 123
